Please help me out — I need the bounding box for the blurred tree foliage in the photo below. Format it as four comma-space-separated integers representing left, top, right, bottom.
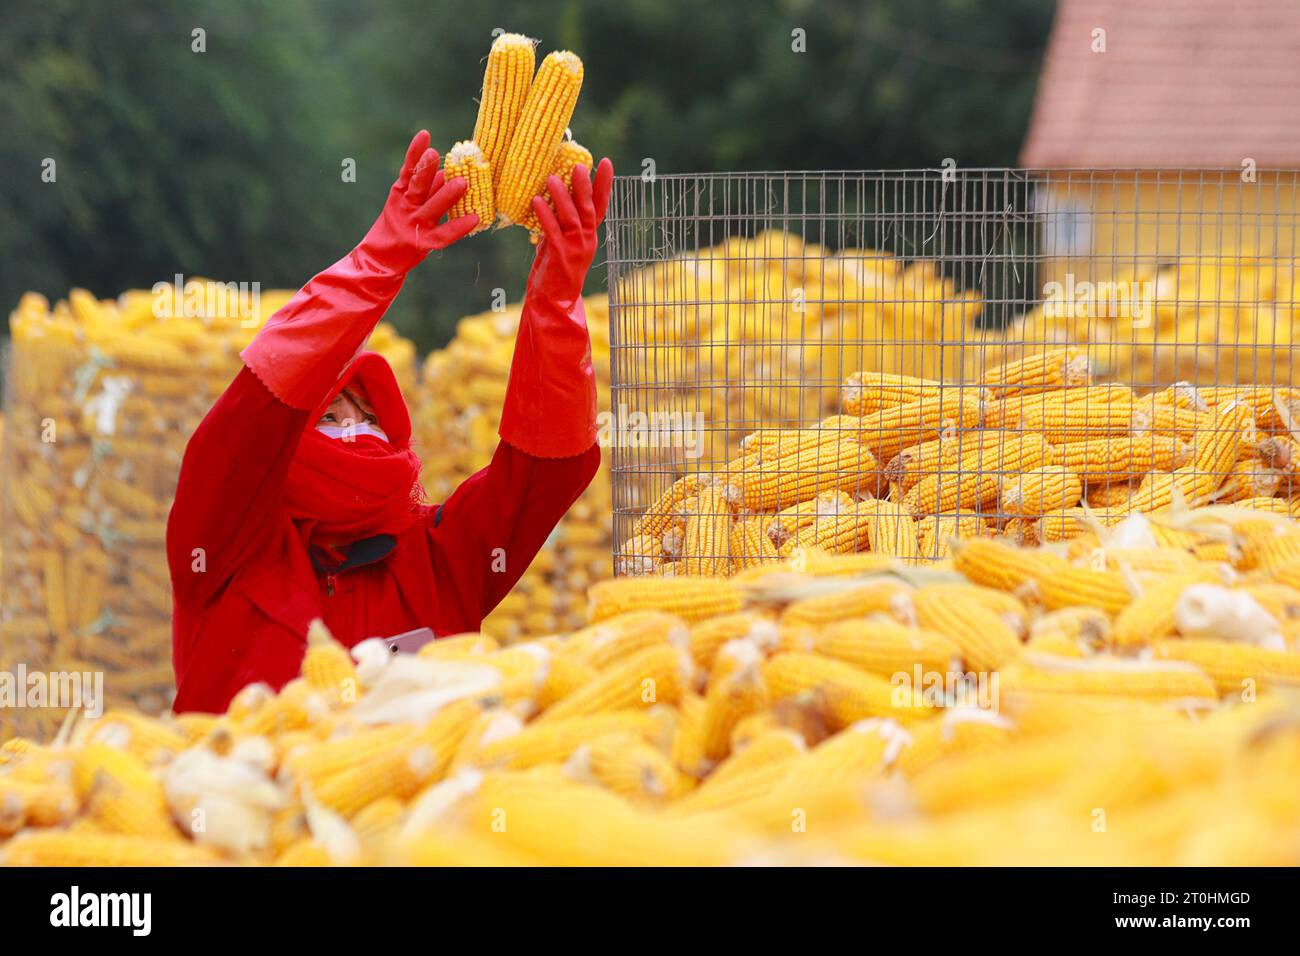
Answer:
0, 0, 1053, 364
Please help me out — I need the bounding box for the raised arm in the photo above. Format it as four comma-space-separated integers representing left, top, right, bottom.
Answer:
167, 132, 476, 601
428, 159, 615, 625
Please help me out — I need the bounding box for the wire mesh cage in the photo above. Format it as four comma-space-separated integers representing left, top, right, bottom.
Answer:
604, 168, 1300, 575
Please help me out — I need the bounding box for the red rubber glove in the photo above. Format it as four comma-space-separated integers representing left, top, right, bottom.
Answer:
499, 158, 614, 458
242, 131, 477, 409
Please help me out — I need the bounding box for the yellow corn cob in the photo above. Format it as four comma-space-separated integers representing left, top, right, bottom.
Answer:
726, 709, 783, 750
894, 708, 1014, 777
952, 537, 1132, 614
883, 432, 1002, 496
587, 575, 744, 623
840, 372, 943, 416
562, 610, 687, 671
680, 485, 734, 576
908, 589, 1022, 672
536, 645, 691, 723
473, 32, 536, 182
310, 701, 479, 817
1028, 606, 1110, 651
301, 618, 357, 705
916, 514, 987, 559
237, 680, 319, 739
1138, 402, 1231, 442
917, 582, 1029, 635
667, 748, 804, 815
778, 578, 911, 628
906, 433, 1055, 517
791, 549, 902, 577
728, 516, 779, 571
1240, 528, 1300, 573
417, 633, 500, 659
521, 138, 593, 237
1229, 497, 1293, 517
0, 778, 77, 828
711, 727, 806, 784
724, 425, 841, 475
810, 618, 961, 677
1086, 481, 1139, 509
858, 501, 921, 560
697, 640, 769, 767
392, 828, 539, 866
495, 50, 584, 224
1152, 638, 1300, 695
615, 533, 663, 575
1153, 381, 1205, 410
1129, 405, 1254, 512
82, 710, 188, 765
273, 837, 333, 867
762, 652, 926, 727
686, 611, 778, 675
1036, 507, 1125, 542
741, 719, 909, 823
668, 690, 709, 778
451, 706, 530, 772
1108, 573, 1207, 648
764, 490, 854, 547
0, 737, 40, 763
998, 688, 1188, 737
1023, 631, 1086, 657
632, 476, 703, 539
171, 713, 222, 746
464, 779, 740, 866
1210, 459, 1281, 503
482, 645, 551, 701
1000, 465, 1083, 517
350, 796, 406, 839
852, 391, 984, 462
72, 743, 177, 839
566, 731, 691, 801
734, 438, 877, 511
981, 347, 1089, 397
983, 384, 1133, 429
443, 141, 495, 234
1, 831, 221, 867
1017, 400, 1143, 442
907, 734, 1088, 812
1198, 386, 1299, 433
783, 501, 882, 556
1000, 655, 1218, 700
476, 711, 658, 769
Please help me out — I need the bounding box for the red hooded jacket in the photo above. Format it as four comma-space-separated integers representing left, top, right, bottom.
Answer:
167, 229, 601, 715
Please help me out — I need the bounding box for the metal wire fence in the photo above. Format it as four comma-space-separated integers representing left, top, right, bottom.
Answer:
603, 168, 1300, 574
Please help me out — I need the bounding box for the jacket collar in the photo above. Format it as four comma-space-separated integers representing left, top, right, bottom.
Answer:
309, 533, 397, 576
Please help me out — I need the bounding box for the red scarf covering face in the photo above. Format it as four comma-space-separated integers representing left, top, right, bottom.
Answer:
284, 352, 424, 547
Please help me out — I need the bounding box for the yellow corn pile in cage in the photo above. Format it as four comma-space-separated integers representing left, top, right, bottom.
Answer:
3, 506, 1299, 866
1008, 254, 1300, 387
413, 298, 614, 641
0, 284, 418, 739
619, 346, 1300, 576
610, 228, 990, 480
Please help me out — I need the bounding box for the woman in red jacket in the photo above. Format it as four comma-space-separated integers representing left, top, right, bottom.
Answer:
166, 131, 614, 713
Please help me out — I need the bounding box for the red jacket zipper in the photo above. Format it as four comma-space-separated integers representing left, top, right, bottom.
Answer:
325, 573, 337, 597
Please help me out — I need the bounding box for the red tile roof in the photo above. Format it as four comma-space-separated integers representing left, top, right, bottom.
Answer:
1021, 0, 1300, 167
